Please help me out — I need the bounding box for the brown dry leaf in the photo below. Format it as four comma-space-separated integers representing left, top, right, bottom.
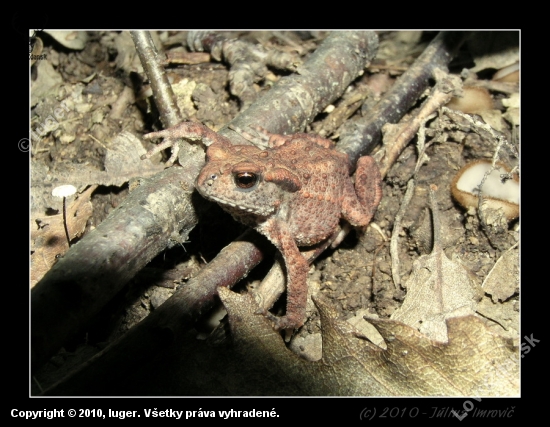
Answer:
218, 287, 519, 396
476, 298, 519, 343
391, 242, 484, 343
31, 185, 97, 287
346, 309, 386, 349
31, 60, 63, 107
475, 245, 519, 341
483, 245, 519, 303
102, 131, 165, 183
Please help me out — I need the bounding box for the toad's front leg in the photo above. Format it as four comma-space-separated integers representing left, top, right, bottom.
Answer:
143, 121, 231, 165
258, 219, 309, 331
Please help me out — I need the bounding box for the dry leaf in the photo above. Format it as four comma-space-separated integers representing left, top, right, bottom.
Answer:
391, 243, 483, 343
217, 287, 518, 396
31, 60, 63, 107
103, 131, 165, 183
483, 245, 519, 303
346, 310, 386, 349
42, 286, 519, 396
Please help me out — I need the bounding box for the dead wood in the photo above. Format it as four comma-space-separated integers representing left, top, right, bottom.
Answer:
221, 31, 379, 143
186, 31, 303, 108
130, 31, 183, 128
31, 167, 200, 372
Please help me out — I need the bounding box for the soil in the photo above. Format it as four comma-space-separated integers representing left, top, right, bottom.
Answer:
30, 31, 519, 395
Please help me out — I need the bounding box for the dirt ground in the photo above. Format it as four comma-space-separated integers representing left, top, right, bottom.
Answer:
30, 31, 519, 395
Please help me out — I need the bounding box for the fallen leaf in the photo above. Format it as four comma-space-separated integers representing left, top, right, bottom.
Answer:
391, 242, 483, 343
217, 287, 518, 396
346, 309, 386, 349
483, 245, 519, 303
42, 286, 519, 396
102, 131, 165, 184
31, 60, 63, 107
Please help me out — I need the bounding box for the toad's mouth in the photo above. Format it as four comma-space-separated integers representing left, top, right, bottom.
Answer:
198, 189, 276, 218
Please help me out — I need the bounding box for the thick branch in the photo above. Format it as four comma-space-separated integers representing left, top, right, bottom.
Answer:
31, 167, 199, 372
223, 31, 379, 144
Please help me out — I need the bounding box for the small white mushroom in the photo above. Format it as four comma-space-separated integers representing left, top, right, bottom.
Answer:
52, 184, 77, 198
52, 185, 77, 247
451, 160, 519, 221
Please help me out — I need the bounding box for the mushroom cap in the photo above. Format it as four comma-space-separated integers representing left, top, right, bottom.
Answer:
52, 185, 77, 198
451, 160, 519, 220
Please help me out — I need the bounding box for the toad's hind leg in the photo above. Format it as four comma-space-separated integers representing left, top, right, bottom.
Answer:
343, 155, 383, 226
258, 219, 309, 331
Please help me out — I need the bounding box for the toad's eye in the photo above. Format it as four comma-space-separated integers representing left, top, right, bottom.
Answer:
235, 172, 258, 189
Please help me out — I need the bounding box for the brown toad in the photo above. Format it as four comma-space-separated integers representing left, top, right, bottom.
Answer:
145, 122, 382, 330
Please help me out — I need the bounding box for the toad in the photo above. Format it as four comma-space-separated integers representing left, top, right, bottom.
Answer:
145, 122, 382, 330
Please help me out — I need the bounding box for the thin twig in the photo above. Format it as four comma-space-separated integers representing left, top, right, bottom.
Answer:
390, 178, 416, 289
376, 71, 462, 178
130, 31, 182, 128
